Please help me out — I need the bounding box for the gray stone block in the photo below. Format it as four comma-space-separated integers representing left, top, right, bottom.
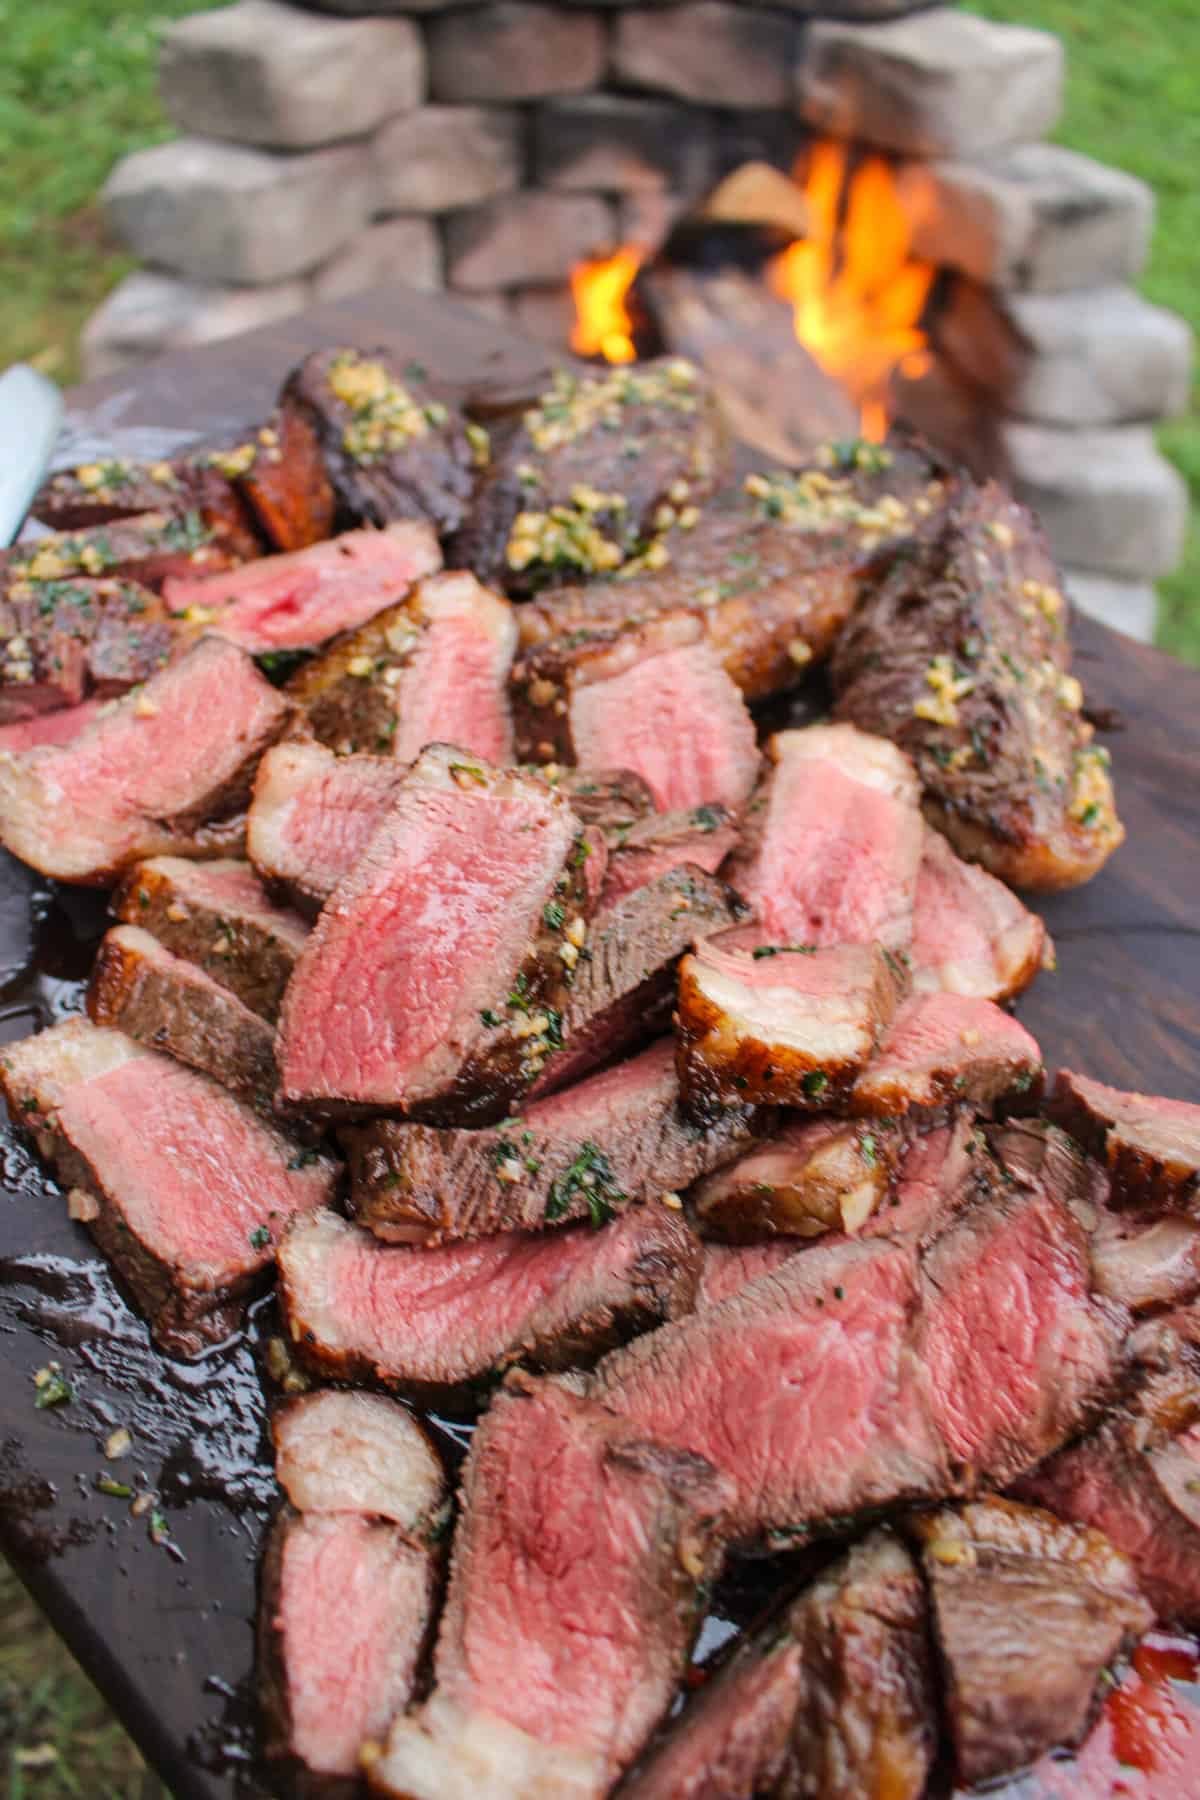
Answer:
79, 270, 308, 381
797, 9, 1063, 157
1001, 421, 1188, 580
1062, 569, 1157, 644
534, 96, 712, 193
462, 291, 514, 323
618, 188, 689, 248
428, 5, 606, 101
159, 0, 424, 150
936, 282, 1192, 427
104, 137, 371, 285
373, 106, 522, 213
444, 191, 615, 289
614, 5, 797, 108
896, 143, 1154, 292
311, 217, 443, 300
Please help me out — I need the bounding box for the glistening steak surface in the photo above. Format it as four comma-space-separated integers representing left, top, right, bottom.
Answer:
0, 1018, 335, 1354
911, 826, 1051, 1000
277, 1203, 700, 1405
247, 743, 405, 915
370, 1375, 729, 1800
0, 637, 292, 884
850, 992, 1044, 1116
1049, 1068, 1200, 1213
275, 745, 591, 1122
343, 1038, 758, 1245
288, 569, 516, 763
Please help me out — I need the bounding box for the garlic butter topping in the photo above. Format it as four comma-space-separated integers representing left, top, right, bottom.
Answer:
327, 350, 449, 463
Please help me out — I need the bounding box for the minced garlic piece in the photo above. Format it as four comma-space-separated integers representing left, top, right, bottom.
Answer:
986, 519, 1015, 548
1069, 746, 1113, 827
210, 442, 257, 479
26, 547, 69, 580
914, 655, 975, 728
788, 638, 813, 668
1057, 672, 1083, 711
345, 654, 374, 678
133, 691, 159, 719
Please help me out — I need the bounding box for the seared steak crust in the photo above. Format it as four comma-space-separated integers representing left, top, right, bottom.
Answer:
599, 802, 738, 905
226, 406, 336, 550
850, 993, 1044, 1117
1049, 1068, 1200, 1214
548, 767, 657, 838
282, 347, 476, 534
691, 1115, 911, 1243
31, 457, 263, 564
1, 575, 174, 722
832, 481, 1123, 890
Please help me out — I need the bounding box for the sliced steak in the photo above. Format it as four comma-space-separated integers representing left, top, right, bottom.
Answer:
164, 521, 442, 655
850, 992, 1044, 1116
513, 612, 760, 812
87, 923, 277, 1109
286, 569, 515, 762
456, 357, 727, 593
863, 1114, 986, 1247
278, 1202, 700, 1405
832, 480, 1124, 890
1049, 1069, 1200, 1214
282, 347, 477, 534
912, 827, 1051, 1000
0, 1018, 335, 1354
261, 1392, 446, 1793
247, 743, 405, 915
370, 1374, 729, 1800
3, 508, 246, 590
217, 408, 336, 550
275, 745, 592, 1123
691, 1116, 909, 1243
599, 803, 739, 906
1019, 1306, 1200, 1625
0, 697, 106, 753
33, 455, 265, 561
1, 574, 174, 722
724, 724, 923, 952
676, 938, 906, 1114
112, 857, 308, 1020
0, 637, 293, 884
530, 865, 748, 1098
516, 437, 953, 699
910, 1496, 1152, 1787
1090, 1210, 1200, 1314
696, 1240, 799, 1307
626, 1529, 935, 1800
548, 767, 656, 840
343, 1038, 757, 1245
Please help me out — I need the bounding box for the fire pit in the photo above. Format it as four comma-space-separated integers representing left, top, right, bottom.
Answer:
89, 0, 1191, 638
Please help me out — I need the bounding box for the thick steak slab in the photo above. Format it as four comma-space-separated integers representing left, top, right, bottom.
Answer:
342, 1038, 757, 1245
1, 575, 174, 722
370, 1376, 729, 1800
277, 1203, 700, 1405
0, 636, 293, 884
910, 1497, 1151, 1787
164, 521, 441, 654
832, 481, 1124, 890
0, 1018, 335, 1354
599, 802, 739, 906
247, 743, 406, 915
725, 723, 923, 953
850, 992, 1044, 1116
912, 827, 1051, 1000
112, 856, 309, 1020
276, 745, 591, 1122
287, 569, 515, 762
87, 923, 277, 1109
691, 1115, 910, 1243
1049, 1068, 1200, 1214
676, 939, 906, 1113
513, 612, 760, 812
283, 347, 477, 534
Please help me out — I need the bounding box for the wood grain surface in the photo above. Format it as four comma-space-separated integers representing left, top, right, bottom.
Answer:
1, 287, 1198, 1800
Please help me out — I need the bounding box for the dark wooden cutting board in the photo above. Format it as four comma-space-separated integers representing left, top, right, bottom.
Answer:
1, 289, 1198, 1800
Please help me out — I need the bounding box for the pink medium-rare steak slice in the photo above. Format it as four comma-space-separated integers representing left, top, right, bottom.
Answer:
0, 1018, 335, 1354
1049, 1068, 1200, 1213
275, 745, 592, 1122
288, 570, 516, 763
261, 1391, 447, 1791
512, 612, 760, 812
676, 939, 907, 1113
112, 857, 309, 1020
370, 1375, 729, 1800
625, 1529, 935, 1800
850, 992, 1044, 1116
598, 802, 739, 906
908, 1497, 1151, 1789
911, 827, 1051, 1001
690, 1115, 910, 1242
1, 574, 175, 722
342, 1038, 758, 1245
277, 1203, 701, 1405
0, 637, 292, 884
696, 1241, 800, 1307
724, 723, 923, 952
0, 698, 106, 754
247, 743, 405, 915
87, 924, 277, 1109
528, 865, 748, 1099
164, 521, 441, 654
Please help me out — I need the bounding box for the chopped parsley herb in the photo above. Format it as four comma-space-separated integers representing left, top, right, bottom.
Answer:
1000, 651, 1026, 685
545, 1141, 626, 1227
1011, 1068, 1039, 1094
404, 360, 428, 384
833, 1285, 845, 1300
159, 511, 211, 554
448, 761, 486, 786
859, 1134, 877, 1169
96, 1474, 133, 1498
802, 1070, 828, 1100
570, 838, 592, 867
480, 1008, 502, 1028
249, 1225, 271, 1250
693, 805, 723, 832
882, 948, 909, 984
544, 1008, 564, 1051
257, 648, 310, 682
507, 973, 530, 1014
148, 1508, 172, 1547
21, 1096, 39, 1113
1078, 802, 1101, 827
970, 725, 990, 767
751, 944, 817, 960
543, 900, 566, 930
33, 1365, 72, 1409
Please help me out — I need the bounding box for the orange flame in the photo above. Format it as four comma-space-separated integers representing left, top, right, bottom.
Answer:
570, 246, 643, 364
770, 141, 934, 439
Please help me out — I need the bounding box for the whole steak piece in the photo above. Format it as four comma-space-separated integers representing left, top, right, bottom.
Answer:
832, 480, 1123, 890
275, 744, 593, 1123
455, 357, 727, 593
